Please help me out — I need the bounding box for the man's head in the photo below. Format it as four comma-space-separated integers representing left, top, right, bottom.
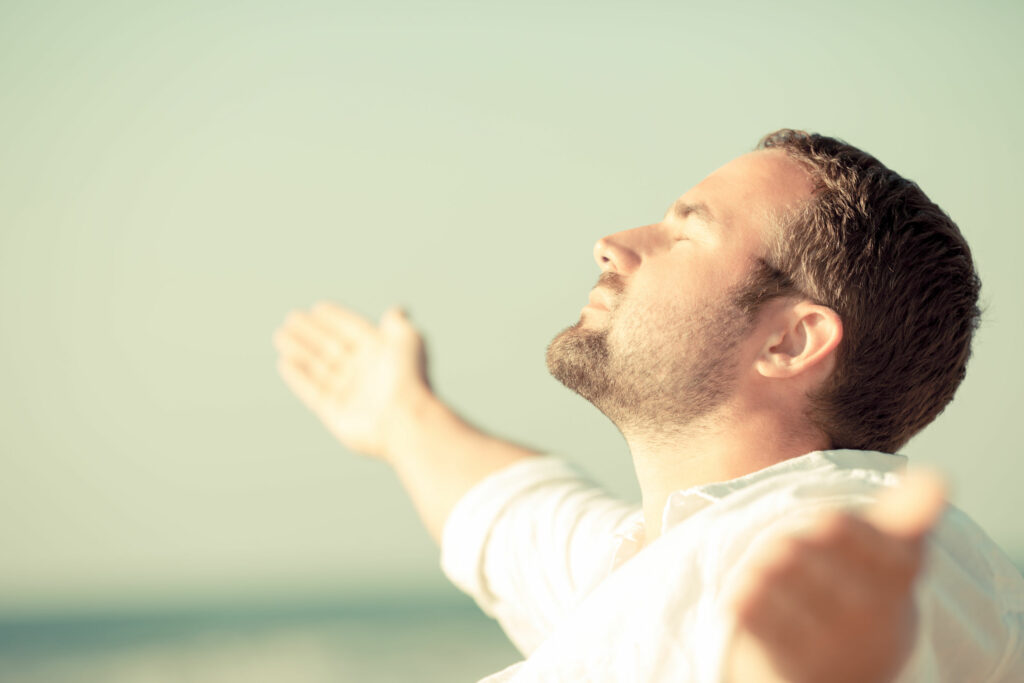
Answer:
747, 130, 981, 452
546, 130, 981, 454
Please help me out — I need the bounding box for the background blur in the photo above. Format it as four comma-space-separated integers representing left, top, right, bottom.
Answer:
2, 1, 1022, 681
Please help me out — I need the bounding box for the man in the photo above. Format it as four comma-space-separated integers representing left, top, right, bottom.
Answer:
272, 130, 1024, 681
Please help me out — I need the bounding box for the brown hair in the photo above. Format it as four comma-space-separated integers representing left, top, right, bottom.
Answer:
735, 129, 982, 453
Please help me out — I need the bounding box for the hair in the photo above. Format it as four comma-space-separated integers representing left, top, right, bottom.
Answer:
732, 129, 982, 454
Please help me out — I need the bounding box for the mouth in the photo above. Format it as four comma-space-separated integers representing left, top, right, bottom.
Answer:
582, 272, 623, 314
585, 289, 612, 311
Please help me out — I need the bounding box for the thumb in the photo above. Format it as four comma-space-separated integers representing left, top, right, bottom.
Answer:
862, 468, 948, 541
380, 306, 418, 342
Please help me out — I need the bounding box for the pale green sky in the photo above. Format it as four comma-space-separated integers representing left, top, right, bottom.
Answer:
1, 0, 1022, 615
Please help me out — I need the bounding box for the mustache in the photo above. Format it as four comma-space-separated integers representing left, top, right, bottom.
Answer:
596, 271, 626, 295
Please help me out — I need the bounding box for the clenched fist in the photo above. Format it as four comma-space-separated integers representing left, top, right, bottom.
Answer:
271, 301, 433, 461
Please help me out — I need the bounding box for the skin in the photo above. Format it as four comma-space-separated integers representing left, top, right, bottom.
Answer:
271, 148, 946, 682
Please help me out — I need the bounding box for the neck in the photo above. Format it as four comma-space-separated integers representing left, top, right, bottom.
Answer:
624, 402, 829, 545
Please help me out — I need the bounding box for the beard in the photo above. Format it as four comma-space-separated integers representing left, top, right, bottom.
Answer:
546, 282, 754, 435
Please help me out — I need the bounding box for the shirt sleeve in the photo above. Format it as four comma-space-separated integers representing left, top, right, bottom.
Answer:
892, 506, 1024, 682
440, 455, 640, 655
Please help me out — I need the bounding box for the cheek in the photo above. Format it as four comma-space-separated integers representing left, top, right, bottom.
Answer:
611, 266, 735, 349
609, 284, 689, 349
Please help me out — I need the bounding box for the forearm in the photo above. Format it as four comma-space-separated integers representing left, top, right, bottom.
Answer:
385, 390, 542, 544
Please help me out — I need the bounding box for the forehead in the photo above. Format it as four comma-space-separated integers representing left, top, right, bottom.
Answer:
682, 149, 814, 242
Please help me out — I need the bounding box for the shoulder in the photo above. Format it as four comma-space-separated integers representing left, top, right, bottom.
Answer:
904, 502, 1024, 681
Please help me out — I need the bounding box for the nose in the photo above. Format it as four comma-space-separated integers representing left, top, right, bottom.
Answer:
593, 225, 653, 274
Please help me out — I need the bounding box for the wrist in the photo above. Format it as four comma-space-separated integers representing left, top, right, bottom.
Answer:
383, 386, 451, 465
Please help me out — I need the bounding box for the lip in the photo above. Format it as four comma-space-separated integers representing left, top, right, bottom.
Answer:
586, 289, 611, 311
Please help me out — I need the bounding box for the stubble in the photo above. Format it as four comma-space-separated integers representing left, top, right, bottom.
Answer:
546, 281, 753, 436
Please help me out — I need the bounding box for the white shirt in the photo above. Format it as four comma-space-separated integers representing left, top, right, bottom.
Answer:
440, 450, 1024, 682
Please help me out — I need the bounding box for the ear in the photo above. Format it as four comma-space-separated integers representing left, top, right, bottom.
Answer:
755, 301, 843, 380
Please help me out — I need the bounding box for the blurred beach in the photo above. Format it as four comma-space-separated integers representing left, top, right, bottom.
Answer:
0, 596, 519, 683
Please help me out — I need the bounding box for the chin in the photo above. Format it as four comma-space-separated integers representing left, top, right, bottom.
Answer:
545, 322, 612, 402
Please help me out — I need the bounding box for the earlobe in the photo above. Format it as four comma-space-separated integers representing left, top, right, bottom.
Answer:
756, 303, 843, 380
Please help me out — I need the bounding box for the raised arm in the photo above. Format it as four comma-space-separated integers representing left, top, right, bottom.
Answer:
271, 301, 539, 544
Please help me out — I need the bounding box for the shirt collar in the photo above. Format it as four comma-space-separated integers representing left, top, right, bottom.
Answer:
660, 448, 907, 532
610, 449, 907, 572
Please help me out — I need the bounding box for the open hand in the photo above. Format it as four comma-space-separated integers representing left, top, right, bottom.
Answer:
272, 302, 432, 461
723, 471, 947, 683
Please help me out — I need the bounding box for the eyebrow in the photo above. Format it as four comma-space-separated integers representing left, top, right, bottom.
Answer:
668, 200, 717, 226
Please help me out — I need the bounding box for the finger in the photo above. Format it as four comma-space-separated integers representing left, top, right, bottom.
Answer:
277, 357, 326, 413
311, 301, 377, 343
282, 310, 338, 356
273, 328, 326, 370
380, 306, 420, 346
274, 325, 337, 385
282, 310, 353, 376
380, 306, 406, 333
863, 469, 947, 542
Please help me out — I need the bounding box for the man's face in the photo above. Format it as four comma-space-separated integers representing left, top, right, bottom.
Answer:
546, 149, 813, 434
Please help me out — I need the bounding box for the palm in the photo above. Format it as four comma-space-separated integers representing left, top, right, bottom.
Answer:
321, 334, 425, 452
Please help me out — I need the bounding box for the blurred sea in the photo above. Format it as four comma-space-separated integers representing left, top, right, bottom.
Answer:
7, 569, 1021, 683
0, 596, 519, 683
